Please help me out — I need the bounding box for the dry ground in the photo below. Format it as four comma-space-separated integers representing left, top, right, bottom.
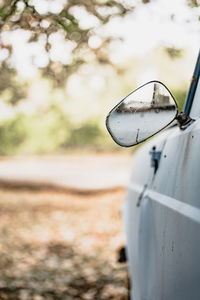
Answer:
0, 188, 129, 300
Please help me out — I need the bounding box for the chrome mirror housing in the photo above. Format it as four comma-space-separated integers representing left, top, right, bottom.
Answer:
106, 81, 179, 147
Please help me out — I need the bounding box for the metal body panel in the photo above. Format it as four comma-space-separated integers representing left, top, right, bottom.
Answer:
190, 78, 200, 119
123, 116, 200, 300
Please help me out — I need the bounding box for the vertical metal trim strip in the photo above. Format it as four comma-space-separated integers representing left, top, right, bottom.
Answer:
184, 50, 200, 115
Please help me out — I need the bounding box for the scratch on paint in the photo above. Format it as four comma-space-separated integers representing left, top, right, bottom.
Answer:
136, 128, 139, 143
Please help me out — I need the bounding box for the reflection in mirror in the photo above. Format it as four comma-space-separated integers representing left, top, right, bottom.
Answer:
106, 81, 178, 147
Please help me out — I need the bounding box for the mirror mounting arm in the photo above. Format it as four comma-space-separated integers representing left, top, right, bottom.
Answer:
176, 112, 195, 130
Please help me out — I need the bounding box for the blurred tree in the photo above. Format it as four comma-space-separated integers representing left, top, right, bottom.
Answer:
0, 62, 26, 105
164, 47, 184, 60
187, 0, 200, 7
0, 0, 134, 93
0, 0, 198, 104
0, 113, 27, 155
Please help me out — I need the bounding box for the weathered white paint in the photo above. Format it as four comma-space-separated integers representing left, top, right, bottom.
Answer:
123, 78, 200, 300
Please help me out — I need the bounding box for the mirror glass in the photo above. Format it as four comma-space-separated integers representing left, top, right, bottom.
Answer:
106, 81, 178, 147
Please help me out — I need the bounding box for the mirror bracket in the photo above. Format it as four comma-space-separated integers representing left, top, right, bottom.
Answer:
176, 112, 195, 130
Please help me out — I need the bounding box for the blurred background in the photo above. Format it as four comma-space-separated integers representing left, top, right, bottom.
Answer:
0, 0, 199, 299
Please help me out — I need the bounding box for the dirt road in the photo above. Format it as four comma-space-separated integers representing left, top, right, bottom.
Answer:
0, 187, 129, 300
0, 154, 132, 192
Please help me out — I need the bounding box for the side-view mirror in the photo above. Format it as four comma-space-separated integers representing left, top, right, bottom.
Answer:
106, 81, 193, 147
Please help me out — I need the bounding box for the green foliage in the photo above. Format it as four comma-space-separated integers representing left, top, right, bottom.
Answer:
187, 0, 200, 7
171, 88, 187, 111
0, 63, 26, 105
14, 105, 109, 154
63, 120, 105, 150
22, 104, 71, 153
164, 47, 184, 60
0, 85, 189, 155
0, 113, 27, 155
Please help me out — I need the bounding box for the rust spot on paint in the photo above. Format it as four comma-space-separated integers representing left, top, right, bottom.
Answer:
191, 76, 196, 83
136, 128, 139, 143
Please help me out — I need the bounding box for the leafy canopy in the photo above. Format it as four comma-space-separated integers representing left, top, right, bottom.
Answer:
0, 1, 133, 82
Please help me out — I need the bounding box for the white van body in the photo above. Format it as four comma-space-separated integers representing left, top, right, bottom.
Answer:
122, 65, 200, 299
